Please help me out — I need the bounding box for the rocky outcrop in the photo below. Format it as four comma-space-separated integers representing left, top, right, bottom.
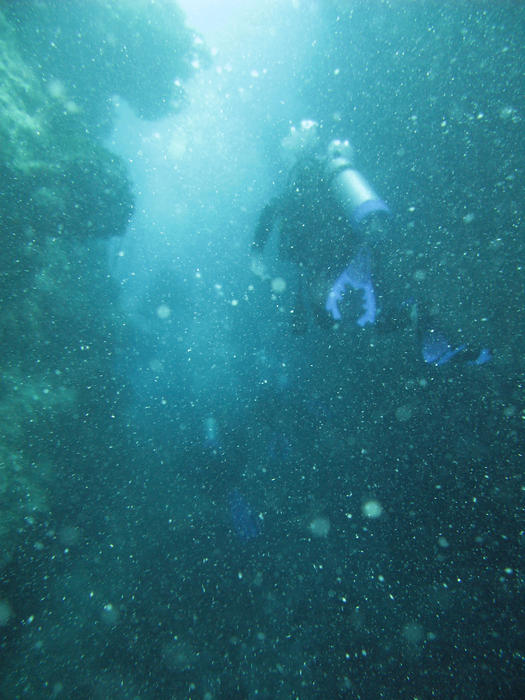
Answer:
0, 2, 197, 564
5, 0, 208, 133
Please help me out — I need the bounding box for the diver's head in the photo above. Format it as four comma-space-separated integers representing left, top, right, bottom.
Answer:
327, 138, 354, 166
280, 119, 320, 167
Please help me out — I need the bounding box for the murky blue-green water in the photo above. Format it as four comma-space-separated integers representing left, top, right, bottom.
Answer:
1, 1, 523, 698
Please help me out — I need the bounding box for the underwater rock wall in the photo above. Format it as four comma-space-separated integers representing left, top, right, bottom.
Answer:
5, 0, 207, 133
0, 3, 196, 566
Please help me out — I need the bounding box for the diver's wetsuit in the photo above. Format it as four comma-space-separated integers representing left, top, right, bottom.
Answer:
252, 154, 397, 330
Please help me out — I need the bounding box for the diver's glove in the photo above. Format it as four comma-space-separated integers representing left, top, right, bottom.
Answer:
325, 248, 376, 327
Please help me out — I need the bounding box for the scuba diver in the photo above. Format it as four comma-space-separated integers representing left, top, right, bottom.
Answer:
251, 119, 491, 367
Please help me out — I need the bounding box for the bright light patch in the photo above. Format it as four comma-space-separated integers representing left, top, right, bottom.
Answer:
309, 516, 331, 537
395, 405, 412, 422
178, 0, 252, 38
271, 277, 287, 293
156, 304, 171, 319
362, 499, 383, 518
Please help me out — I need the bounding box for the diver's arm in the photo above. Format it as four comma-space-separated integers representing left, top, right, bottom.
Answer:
251, 197, 283, 252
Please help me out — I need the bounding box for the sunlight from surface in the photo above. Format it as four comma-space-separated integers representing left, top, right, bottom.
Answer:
177, 0, 294, 39
177, 0, 254, 36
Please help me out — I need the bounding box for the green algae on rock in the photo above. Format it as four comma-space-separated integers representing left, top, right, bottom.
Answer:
0, 2, 198, 565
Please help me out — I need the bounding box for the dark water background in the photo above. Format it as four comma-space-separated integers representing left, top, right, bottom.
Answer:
1, 1, 523, 698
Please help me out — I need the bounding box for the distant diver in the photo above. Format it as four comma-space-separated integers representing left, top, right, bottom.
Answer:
251, 119, 491, 367
228, 488, 261, 540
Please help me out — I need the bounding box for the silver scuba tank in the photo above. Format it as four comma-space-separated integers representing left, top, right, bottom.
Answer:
326, 139, 390, 226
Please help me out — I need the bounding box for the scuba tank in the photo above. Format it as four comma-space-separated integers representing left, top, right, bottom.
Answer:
325, 139, 390, 227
